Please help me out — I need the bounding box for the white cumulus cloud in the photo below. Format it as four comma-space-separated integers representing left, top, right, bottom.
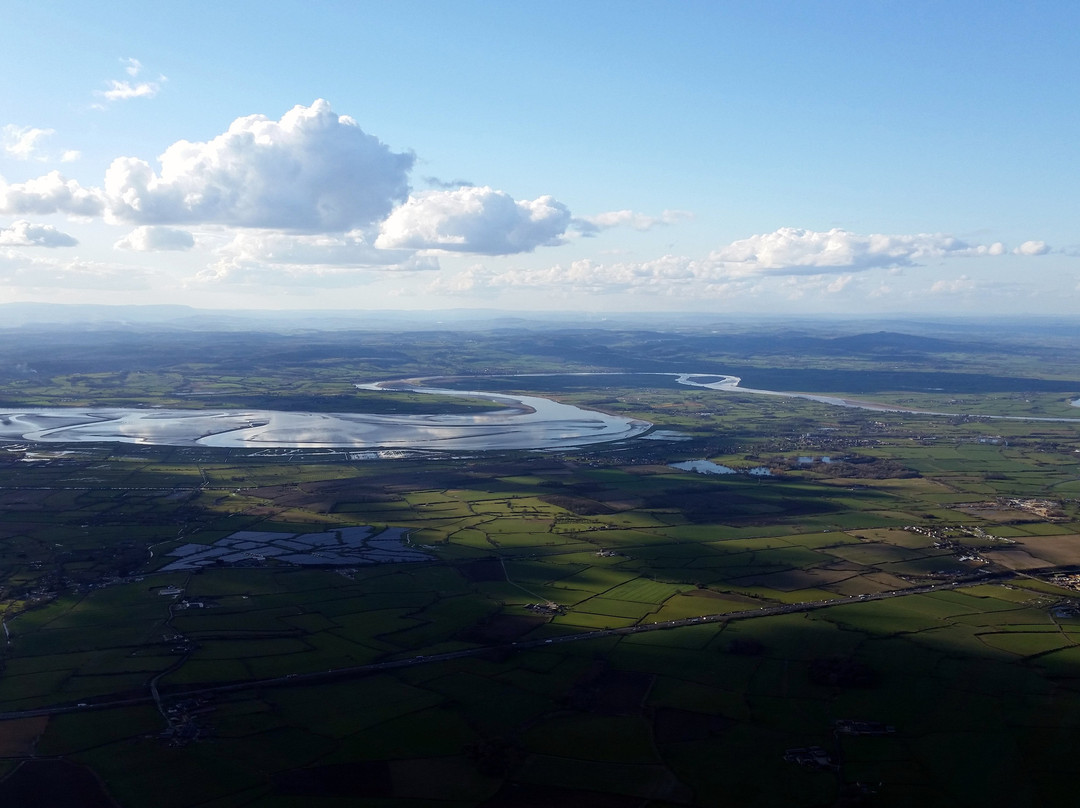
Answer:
375, 185, 572, 254
0, 171, 105, 217
104, 100, 413, 232
114, 225, 194, 252
1014, 240, 1049, 256
0, 220, 78, 248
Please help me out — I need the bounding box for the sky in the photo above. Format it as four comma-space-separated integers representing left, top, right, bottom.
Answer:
1, 1, 1078, 316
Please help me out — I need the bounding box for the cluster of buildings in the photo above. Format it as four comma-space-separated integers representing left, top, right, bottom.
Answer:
1049, 573, 1080, 592
833, 719, 895, 736
905, 523, 1017, 568
162, 697, 214, 745
783, 746, 835, 769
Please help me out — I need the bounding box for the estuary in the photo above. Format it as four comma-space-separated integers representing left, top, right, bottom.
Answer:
1, 372, 1076, 451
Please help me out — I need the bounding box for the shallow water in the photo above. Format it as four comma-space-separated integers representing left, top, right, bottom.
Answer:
669, 460, 772, 476
5, 371, 1073, 451
674, 374, 1080, 422
669, 460, 737, 474
0, 386, 650, 450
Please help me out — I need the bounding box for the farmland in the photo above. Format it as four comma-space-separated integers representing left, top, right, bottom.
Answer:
0, 320, 1079, 806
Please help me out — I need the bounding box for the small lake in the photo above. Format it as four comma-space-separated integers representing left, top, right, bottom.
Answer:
670, 460, 772, 476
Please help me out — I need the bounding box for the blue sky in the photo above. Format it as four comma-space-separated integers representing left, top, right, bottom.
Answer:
1, 1, 1077, 315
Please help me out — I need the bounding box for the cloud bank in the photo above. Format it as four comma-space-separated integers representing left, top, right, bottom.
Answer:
430, 227, 1048, 298
211, 230, 434, 271
707, 227, 1009, 274
0, 250, 152, 290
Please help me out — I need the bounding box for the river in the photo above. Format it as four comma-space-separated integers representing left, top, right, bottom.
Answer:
671, 373, 1080, 422
1, 372, 1076, 450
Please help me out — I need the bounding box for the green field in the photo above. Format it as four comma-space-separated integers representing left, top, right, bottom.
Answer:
1, 322, 1080, 806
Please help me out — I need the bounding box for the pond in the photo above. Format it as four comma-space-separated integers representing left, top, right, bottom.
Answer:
669, 460, 772, 476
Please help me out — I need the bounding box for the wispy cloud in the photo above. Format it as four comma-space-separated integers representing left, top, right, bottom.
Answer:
208, 230, 433, 272
422, 176, 476, 190
2, 125, 56, 161
95, 57, 166, 104
100, 79, 164, 102
573, 209, 693, 235
0, 249, 153, 290
929, 275, 976, 294
114, 225, 194, 252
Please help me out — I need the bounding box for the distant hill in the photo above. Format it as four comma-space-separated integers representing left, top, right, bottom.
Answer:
823, 331, 965, 355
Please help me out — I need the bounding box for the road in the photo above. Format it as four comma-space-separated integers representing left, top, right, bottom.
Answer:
0, 571, 1021, 723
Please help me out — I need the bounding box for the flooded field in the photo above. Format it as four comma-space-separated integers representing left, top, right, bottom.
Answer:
160, 526, 428, 571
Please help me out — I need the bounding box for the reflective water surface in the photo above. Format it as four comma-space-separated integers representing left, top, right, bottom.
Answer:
0, 384, 650, 450
3, 372, 1074, 451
